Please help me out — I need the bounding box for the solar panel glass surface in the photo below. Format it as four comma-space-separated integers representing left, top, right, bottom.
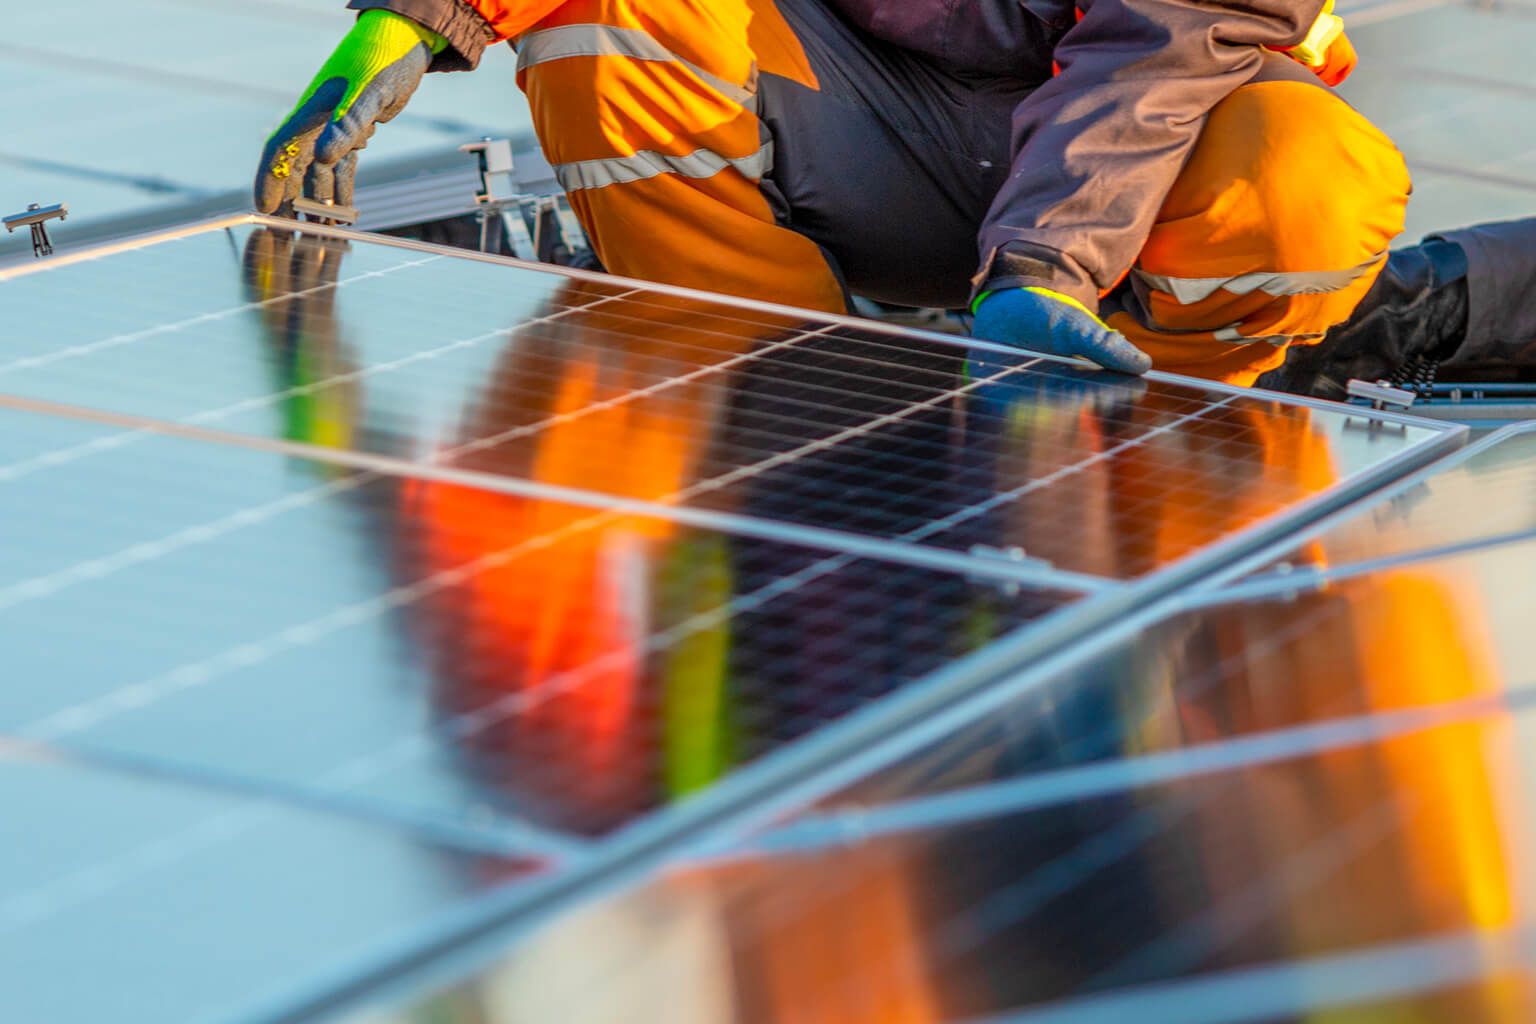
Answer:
348, 701, 1536, 1024
0, 404, 1075, 840
365, 505, 1536, 1024
0, 217, 1463, 1024
1235, 425, 1536, 582
0, 752, 532, 1024
0, 221, 1450, 585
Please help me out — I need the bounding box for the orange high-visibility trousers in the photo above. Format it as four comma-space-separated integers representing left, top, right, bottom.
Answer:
1109, 78, 1410, 385
517, 0, 846, 315
519, 0, 1409, 386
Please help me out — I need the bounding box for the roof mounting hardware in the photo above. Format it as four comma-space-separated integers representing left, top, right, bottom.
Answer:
461, 137, 518, 207
458, 138, 592, 265
1344, 378, 1417, 435
4, 202, 68, 258
291, 197, 358, 226
1347, 378, 1417, 412
461, 137, 525, 255
965, 544, 1055, 595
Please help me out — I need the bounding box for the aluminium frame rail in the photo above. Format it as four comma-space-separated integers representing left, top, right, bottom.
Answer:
0, 214, 1470, 1024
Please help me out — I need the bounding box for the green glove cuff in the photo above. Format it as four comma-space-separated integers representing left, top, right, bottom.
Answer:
971, 286, 1110, 330
294, 10, 446, 122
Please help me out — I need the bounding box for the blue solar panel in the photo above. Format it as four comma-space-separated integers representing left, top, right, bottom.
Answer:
0, 216, 1462, 1022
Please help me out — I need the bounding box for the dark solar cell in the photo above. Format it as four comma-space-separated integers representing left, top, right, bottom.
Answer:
1, 224, 1449, 587
0, 217, 1461, 1024
0, 406, 1073, 838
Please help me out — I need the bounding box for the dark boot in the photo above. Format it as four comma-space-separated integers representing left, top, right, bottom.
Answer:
1258, 217, 1536, 398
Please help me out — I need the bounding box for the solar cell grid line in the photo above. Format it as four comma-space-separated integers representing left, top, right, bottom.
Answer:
715, 688, 1519, 861
0, 249, 451, 379
0, 391, 1106, 594
0, 404, 1076, 836
0, 307, 833, 486
0, 731, 585, 860
1, 221, 1454, 589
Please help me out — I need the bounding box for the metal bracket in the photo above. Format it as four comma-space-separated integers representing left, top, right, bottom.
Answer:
4, 202, 67, 258
291, 197, 358, 226
458, 137, 593, 265
965, 545, 1057, 595
460, 137, 526, 255
1343, 378, 1416, 435
1347, 378, 1417, 412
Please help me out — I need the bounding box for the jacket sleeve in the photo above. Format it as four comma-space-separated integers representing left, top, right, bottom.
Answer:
975, 0, 1328, 307
345, 0, 564, 70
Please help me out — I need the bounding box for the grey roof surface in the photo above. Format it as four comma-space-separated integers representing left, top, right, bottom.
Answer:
1339, 0, 1536, 239
2, 0, 532, 251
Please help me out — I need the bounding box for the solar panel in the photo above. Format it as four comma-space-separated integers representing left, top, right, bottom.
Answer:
1216, 424, 1536, 594
363, 446, 1536, 1024
0, 216, 1464, 1022
465, 711, 1531, 1024
0, 220, 1452, 587
0, 402, 1084, 840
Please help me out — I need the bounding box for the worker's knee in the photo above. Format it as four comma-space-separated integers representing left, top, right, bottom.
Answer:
1112, 81, 1411, 385
1144, 80, 1409, 276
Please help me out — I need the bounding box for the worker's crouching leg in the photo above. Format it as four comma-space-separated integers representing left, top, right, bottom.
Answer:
1258, 217, 1536, 397
516, 0, 847, 314
1104, 78, 1410, 387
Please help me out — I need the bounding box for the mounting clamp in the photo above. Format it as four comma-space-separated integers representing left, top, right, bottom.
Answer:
1347, 378, 1417, 413
291, 197, 358, 226
4, 202, 68, 258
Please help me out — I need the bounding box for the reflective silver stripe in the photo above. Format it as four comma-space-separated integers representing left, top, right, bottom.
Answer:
517, 24, 757, 107
553, 141, 775, 192
1134, 252, 1385, 306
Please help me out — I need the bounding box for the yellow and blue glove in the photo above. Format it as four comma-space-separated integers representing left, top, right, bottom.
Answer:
254, 10, 446, 214
971, 287, 1153, 376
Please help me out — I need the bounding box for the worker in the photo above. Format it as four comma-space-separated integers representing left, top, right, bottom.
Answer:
254, 0, 1536, 386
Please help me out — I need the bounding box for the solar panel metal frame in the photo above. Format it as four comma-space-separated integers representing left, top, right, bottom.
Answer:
0, 214, 1470, 1023
0, 211, 1473, 435
1188, 418, 1536, 609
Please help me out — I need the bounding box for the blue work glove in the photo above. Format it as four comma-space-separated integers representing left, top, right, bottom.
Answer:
254, 10, 445, 215
972, 287, 1153, 376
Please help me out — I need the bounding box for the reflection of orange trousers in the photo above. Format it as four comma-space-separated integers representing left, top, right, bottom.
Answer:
517, 0, 1410, 385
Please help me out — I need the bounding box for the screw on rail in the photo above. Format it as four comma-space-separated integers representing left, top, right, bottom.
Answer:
3, 203, 68, 258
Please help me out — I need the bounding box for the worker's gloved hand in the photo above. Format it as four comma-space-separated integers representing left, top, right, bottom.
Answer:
971, 287, 1153, 376
254, 10, 445, 215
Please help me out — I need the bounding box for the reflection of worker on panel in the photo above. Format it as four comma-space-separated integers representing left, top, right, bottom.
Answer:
238, 226, 1052, 836
258, 0, 1536, 388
